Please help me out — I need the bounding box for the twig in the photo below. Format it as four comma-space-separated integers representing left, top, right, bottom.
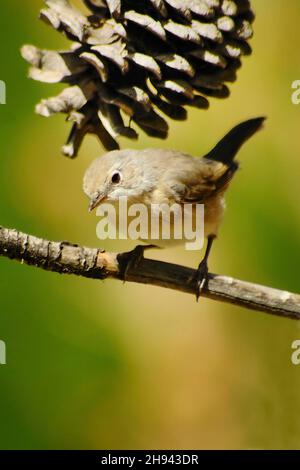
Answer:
0, 226, 299, 320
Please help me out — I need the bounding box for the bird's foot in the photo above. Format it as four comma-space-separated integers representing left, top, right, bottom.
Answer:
118, 245, 159, 282
194, 259, 209, 302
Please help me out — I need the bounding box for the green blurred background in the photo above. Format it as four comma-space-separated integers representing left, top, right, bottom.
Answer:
0, 0, 300, 450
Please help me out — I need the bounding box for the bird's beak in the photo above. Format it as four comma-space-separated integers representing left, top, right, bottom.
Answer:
88, 192, 107, 212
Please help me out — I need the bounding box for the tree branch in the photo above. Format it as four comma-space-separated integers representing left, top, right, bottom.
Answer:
0, 226, 299, 320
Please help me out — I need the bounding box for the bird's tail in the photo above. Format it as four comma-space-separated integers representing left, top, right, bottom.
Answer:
204, 117, 266, 166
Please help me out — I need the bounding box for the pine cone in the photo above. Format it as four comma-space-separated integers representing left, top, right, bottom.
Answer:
21, 0, 254, 158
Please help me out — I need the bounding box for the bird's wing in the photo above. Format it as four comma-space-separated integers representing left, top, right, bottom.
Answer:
165, 157, 238, 204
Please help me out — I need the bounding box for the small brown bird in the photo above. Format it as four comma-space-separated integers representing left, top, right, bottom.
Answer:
84, 117, 265, 298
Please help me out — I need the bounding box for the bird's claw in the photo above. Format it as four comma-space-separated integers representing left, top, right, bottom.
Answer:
194, 260, 209, 302
118, 245, 159, 283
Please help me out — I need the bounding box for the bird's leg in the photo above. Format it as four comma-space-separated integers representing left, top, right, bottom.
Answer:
194, 234, 216, 301
117, 245, 159, 282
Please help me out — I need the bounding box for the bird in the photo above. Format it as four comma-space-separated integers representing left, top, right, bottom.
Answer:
83, 117, 265, 299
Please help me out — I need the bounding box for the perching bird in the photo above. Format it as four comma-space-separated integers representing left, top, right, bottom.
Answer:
83, 117, 265, 299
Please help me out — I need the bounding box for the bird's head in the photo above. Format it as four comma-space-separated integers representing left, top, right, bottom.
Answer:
83, 149, 154, 212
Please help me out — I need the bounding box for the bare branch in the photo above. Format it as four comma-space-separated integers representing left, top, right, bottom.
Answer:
0, 226, 299, 320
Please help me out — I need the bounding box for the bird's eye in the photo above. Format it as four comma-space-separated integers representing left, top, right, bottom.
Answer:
111, 172, 121, 184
